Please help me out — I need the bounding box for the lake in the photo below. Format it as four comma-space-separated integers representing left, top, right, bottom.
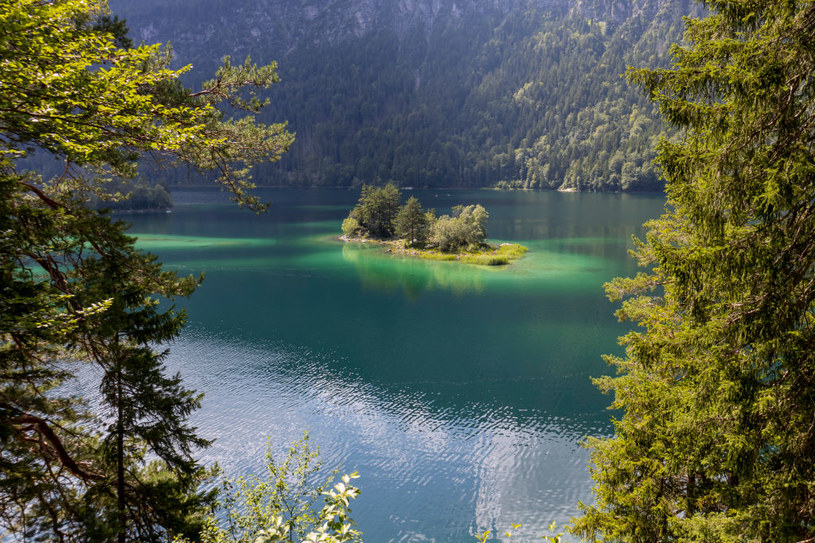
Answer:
126, 188, 664, 542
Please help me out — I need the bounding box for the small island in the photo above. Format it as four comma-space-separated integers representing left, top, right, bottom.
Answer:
340, 184, 527, 266
87, 177, 173, 213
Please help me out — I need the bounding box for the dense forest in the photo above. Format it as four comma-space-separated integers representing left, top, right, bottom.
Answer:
110, 0, 698, 191
6, 0, 815, 540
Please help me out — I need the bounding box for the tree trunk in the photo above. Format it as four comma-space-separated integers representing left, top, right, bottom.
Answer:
117, 365, 126, 543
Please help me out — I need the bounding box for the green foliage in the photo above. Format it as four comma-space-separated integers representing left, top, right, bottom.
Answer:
341, 217, 363, 238
111, 0, 694, 191
572, 0, 815, 541
396, 242, 526, 266
86, 178, 173, 211
473, 522, 563, 542
540, 522, 565, 543
266, 7, 683, 191
0, 0, 291, 540
186, 433, 362, 543
345, 191, 509, 262
346, 184, 401, 239
1, 176, 215, 541
341, 191, 522, 265
495, 244, 528, 260
446, 243, 525, 266
428, 204, 488, 252
395, 196, 430, 247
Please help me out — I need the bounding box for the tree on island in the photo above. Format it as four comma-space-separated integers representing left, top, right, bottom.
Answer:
346, 184, 401, 239
86, 178, 173, 211
0, 0, 292, 540
395, 196, 431, 247
428, 205, 489, 252
573, 0, 815, 540
343, 186, 490, 255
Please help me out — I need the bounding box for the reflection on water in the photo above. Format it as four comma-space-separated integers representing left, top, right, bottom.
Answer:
135, 233, 278, 251
337, 236, 632, 300
174, 329, 595, 543
341, 243, 489, 297
125, 188, 664, 542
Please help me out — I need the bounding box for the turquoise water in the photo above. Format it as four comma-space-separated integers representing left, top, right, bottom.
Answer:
126, 188, 664, 542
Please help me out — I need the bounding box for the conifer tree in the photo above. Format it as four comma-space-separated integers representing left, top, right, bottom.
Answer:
0, 0, 292, 539
347, 184, 401, 239
573, 0, 815, 541
395, 196, 429, 247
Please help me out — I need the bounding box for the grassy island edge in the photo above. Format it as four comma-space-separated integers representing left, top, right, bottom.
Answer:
339, 236, 528, 266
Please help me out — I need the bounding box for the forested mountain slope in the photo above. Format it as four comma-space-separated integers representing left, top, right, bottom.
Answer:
111, 0, 699, 190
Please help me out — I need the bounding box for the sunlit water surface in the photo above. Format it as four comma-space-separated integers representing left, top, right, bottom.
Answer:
125, 188, 664, 542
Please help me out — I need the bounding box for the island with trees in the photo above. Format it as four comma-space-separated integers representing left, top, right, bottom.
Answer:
340, 185, 527, 266
86, 177, 173, 212
7, 0, 815, 540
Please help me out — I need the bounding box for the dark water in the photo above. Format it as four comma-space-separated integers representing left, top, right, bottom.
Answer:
126, 188, 664, 542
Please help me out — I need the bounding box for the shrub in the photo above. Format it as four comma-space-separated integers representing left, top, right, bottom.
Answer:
428, 204, 488, 252
341, 217, 363, 238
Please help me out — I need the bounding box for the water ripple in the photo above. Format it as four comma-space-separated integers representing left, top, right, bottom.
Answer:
157, 328, 604, 542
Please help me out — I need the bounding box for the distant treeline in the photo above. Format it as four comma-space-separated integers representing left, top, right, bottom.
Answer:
257, 6, 688, 190
107, 0, 694, 191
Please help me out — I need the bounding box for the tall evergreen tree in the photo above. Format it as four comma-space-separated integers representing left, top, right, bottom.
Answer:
0, 0, 292, 539
348, 184, 401, 239
573, 0, 815, 541
395, 196, 429, 247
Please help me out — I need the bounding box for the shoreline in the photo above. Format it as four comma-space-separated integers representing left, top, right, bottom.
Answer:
339, 236, 527, 266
